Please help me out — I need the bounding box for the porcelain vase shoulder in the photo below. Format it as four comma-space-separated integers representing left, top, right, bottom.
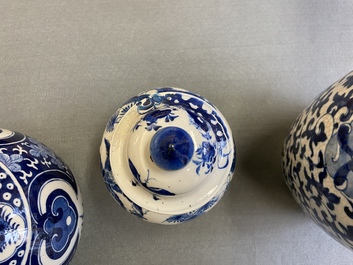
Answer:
283, 71, 353, 250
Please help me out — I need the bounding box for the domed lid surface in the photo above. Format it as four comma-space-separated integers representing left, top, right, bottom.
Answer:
100, 87, 235, 224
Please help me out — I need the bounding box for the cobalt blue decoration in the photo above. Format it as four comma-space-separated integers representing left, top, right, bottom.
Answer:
0, 129, 83, 264
283, 71, 353, 251
100, 87, 236, 224
149, 126, 194, 171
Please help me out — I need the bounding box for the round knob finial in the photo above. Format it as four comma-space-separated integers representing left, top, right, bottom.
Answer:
150, 126, 194, 171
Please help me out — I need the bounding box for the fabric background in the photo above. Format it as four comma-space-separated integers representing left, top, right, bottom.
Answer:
1, 1, 353, 264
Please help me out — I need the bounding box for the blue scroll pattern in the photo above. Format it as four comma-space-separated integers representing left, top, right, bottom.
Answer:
283, 71, 353, 250
0, 130, 83, 265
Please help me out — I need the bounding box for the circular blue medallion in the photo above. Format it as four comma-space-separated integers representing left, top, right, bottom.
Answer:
150, 126, 194, 171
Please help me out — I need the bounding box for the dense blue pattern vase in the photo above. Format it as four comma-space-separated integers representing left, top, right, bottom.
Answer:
283, 71, 353, 250
100, 87, 236, 224
0, 129, 83, 264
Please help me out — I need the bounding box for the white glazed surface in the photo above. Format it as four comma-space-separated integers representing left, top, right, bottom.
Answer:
100, 88, 235, 224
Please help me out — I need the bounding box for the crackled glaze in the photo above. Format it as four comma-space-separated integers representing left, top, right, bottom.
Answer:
0, 129, 83, 264
283, 71, 353, 250
100, 87, 236, 224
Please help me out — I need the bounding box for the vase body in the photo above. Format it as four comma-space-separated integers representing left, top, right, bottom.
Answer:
283, 71, 353, 250
0, 129, 83, 264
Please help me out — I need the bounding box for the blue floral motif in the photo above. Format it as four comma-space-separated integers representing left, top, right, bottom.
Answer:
164, 112, 178, 122
0, 206, 21, 253
0, 153, 23, 172
28, 138, 55, 159
134, 108, 179, 132
0, 167, 28, 264
27, 138, 66, 170
145, 123, 162, 132
193, 141, 216, 175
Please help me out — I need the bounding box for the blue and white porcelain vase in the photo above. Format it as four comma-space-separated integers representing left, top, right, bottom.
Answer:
100, 87, 236, 224
0, 129, 84, 264
283, 71, 353, 250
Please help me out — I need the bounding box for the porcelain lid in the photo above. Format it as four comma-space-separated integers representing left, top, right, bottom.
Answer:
102, 87, 235, 218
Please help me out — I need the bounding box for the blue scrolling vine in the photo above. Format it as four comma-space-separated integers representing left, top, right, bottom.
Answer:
106, 88, 232, 176
283, 73, 353, 249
